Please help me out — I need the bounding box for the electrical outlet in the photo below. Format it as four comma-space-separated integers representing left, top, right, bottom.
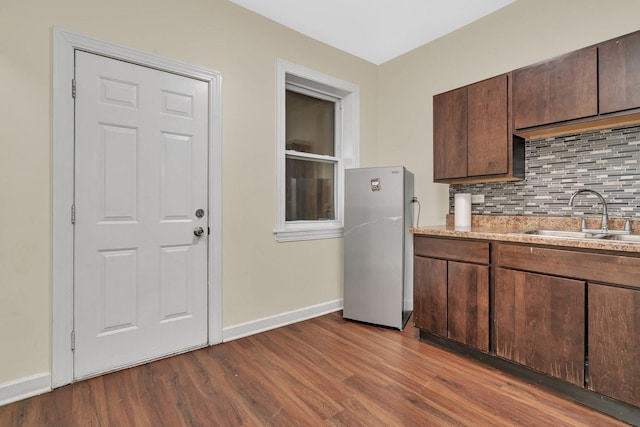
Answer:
471, 194, 485, 204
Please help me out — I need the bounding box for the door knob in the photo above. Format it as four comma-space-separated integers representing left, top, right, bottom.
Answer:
193, 227, 205, 237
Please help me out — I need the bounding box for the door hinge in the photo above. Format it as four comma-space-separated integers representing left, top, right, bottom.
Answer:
71, 204, 76, 224
71, 331, 75, 351
72, 78, 76, 98
208, 227, 210, 235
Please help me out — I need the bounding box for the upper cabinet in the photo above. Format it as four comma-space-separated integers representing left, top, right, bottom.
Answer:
433, 74, 524, 184
599, 31, 640, 114
432, 29, 640, 184
513, 47, 598, 129
433, 87, 467, 180
467, 75, 509, 177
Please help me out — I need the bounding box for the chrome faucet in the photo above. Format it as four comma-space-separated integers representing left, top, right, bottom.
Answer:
568, 189, 609, 232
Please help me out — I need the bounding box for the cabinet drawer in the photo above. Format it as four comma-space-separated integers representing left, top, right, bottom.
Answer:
496, 243, 640, 289
414, 236, 489, 264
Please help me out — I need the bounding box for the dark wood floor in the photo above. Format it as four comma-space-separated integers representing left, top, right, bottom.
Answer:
0, 312, 628, 426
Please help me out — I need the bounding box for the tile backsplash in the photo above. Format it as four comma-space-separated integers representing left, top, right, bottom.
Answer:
449, 125, 640, 218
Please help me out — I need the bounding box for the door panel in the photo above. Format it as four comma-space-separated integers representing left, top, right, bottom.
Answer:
413, 256, 447, 336
495, 268, 585, 386
433, 87, 467, 180
160, 245, 192, 321
513, 47, 598, 129
588, 284, 640, 406
161, 133, 193, 220
447, 261, 489, 352
100, 249, 138, 333
467, 74, 509, 177
100, 124, 138, 220
599, 31, 640, 114
74, 51, 209, 379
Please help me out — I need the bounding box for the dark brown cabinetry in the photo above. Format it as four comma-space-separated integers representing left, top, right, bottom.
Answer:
599, 31, 640, 114
494, 241, 640, 407
414, 236, 489, 351
433, 87, 467, 180
467, 75, 509, 177
413, 256, 447, 336
447, 261, 489, 351
588, 283, 640, 407
513, 47, 598, 129
495, 268, 585, 386
433, 74, 523, 184
414, 236, 640, 419
433, 30, 640, 171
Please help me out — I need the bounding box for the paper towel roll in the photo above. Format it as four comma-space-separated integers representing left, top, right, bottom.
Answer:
455, 193, 472, 228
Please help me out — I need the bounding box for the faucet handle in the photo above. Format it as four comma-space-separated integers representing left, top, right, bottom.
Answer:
625, 219, 632, 232
580, 217, 587, 231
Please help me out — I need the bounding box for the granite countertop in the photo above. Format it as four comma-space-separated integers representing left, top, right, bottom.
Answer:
410, 215, 640, 254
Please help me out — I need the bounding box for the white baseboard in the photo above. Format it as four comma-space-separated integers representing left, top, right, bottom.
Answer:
223, 299, 343, 342
0, 372, 51, 406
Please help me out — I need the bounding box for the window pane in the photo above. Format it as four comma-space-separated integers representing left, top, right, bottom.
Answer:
286, 90, 335, 156
286, 158, 335, 221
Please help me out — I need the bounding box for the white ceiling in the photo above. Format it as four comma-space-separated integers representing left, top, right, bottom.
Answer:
229, 0, 517, 65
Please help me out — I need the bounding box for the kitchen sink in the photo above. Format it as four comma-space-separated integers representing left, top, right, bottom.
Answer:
602, 234, 640, 243
514, 229, 640, 243
518, 229, 603, 239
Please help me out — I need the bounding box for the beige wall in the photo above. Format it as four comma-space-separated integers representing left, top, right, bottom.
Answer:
377, 0, 640, 227
2, 0, 640, 388
0, 0, 378, 384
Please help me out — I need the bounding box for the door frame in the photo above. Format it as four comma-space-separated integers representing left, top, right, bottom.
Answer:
52, 28, 223, 388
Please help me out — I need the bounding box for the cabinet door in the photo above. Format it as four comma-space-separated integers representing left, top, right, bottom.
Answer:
588, 284, 640, 406
467, 74, 508, 177
495, 268, 585, 386
433, 87, 467, 181
599, 31, 640, 114
413, 256, 447, 336
513, 47, 598, 129
447, 261, 489, 352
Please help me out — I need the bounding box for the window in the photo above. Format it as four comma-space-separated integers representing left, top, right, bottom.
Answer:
285, 89, 338, 222
275, 60, 359, 242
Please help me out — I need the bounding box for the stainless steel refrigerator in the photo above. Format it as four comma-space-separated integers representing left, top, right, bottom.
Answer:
343, 166, 414, 330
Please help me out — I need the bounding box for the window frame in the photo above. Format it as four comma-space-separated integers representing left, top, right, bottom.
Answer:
275, 59, 360, 242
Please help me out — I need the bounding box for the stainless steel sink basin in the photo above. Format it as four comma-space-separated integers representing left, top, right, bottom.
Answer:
602, 234, 640, 243
514, 229, 640, 243
519, 229, 601, 239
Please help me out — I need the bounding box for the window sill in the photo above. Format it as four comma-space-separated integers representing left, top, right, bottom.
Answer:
274, 225, 344, 242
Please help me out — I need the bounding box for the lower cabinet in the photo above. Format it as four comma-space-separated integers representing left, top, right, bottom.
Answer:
448, 261, 489, 352
588, 283, 640, 407
413, 256, 447, 337
413, 236, 489, 352
495, 268, 585, 386
414, 237, 640, 414
495, 242, 640, 408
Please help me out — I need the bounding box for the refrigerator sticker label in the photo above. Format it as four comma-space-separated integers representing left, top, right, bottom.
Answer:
371, 178, 381, 191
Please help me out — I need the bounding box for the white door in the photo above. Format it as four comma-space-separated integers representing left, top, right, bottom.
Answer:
73, 51, 209, 379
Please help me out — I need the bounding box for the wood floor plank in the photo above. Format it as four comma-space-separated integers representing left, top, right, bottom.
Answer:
0, 312, 630, 426
248, 333, 346, 419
